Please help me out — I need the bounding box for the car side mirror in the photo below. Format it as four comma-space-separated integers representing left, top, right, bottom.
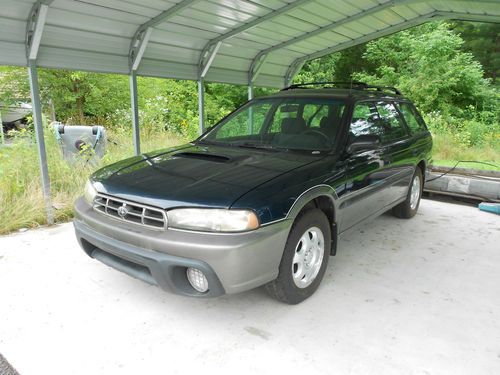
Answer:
346, 134, 381, 154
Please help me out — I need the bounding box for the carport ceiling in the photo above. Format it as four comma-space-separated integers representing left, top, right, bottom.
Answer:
1, 0, 499, 87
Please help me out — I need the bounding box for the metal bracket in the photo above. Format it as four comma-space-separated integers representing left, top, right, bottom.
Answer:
129, 27, 152, 72
248, 53, 268, 86
199, 41, 222, 79
284, 60, 305, 87
197, 0, 315, 79
25, 2, 49, 61
128, 0, 199, 72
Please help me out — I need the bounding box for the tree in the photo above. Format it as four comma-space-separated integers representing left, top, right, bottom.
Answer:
295, 44, 371, 84
0, 67, 31, 105
352, 22, 496, 117
451, 21, 500, 83
40, 70, 130, 123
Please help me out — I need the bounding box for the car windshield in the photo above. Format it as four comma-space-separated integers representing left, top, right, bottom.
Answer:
199, 97, 347, 152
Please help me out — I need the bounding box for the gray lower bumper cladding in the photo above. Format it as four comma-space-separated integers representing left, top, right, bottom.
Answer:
75, 220, 225, 297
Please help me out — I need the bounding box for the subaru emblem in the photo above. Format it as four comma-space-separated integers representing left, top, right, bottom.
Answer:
117, 204, 128, 218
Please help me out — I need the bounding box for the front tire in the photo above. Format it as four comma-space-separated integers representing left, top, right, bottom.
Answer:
392, 167, 423, 219
265, 209, 331, 304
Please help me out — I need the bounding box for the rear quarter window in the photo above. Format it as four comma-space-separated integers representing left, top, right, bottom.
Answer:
398, 102, 428, 134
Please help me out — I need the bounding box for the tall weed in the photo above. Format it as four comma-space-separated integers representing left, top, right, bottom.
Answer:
0, 127, 185, 234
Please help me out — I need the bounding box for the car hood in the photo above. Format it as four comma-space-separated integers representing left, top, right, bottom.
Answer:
92, 143, 323, 209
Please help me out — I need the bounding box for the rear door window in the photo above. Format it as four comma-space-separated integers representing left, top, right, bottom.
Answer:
350, 102, 384, 138
375, 101, 408, 143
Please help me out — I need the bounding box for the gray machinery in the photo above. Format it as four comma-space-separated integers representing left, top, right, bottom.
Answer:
53, 123, 107, 163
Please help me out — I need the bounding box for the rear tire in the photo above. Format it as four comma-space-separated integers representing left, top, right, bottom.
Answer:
392, 167, 423, 219
265, 208, 331, 304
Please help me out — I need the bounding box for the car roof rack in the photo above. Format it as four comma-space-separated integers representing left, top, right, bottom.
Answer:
281, 81, 402, 96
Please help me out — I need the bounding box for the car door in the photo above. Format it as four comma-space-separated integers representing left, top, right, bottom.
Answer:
396, 101, 433, 165
337, 101, 387, 232
374, 100, 415, 208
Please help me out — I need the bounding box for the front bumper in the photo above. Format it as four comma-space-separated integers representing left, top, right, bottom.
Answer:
73, 197, 291, 297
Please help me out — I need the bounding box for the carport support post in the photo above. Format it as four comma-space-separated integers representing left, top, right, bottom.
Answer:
247, 84, 254, 134
129, 71, 141, 155
27, 60, 54, 225
0, 110, 4, 145
198, 78, 205, 134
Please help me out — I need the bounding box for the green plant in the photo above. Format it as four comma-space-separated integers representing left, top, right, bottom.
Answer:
0, 127, 186, 234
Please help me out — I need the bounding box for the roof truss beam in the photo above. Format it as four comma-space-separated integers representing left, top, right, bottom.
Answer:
283, 12, 441, 81
248, 54, 269, 84
26, 1, 52, 61
251, 0, 500, 82
198, 0, 314, 77
141, 0, 199, 31
130, 27, 152, 71
435, 11, 500, 24
283, 10, 500, 84
284, 60, 305, 87
199, 41, 222, 78
249, 0, 446, 76
129, 0, 199, 72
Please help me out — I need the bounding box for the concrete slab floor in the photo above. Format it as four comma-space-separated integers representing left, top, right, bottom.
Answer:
0, 199, 499, 375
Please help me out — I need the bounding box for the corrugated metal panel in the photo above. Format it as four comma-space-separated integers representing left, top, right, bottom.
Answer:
0, 41, 26, 66
0, 18, 27, 43
53, 0, 151, 21
144, 42, 201, 63
42, 25, 130, 55
46, 8, 138, 37
1, 0, 33, 19
37, 46, 129, 73
0, 0, 498, 88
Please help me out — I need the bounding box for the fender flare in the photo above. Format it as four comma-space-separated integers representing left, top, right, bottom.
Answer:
286, 184, 338, 220
286, 184, 339, 255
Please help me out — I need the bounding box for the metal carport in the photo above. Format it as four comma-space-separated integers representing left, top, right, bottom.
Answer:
1, 0, 499, 223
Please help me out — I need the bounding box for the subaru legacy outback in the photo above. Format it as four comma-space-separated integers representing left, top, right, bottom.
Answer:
74, 82, 432, 304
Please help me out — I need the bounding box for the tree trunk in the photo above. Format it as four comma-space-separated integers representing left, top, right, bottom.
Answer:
72, 80, 85, 124
76, 96, 84, 124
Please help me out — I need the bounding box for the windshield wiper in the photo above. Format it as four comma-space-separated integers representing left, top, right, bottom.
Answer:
234, 142, 288, 152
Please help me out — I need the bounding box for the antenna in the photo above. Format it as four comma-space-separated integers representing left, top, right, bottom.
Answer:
349, 73, 354, 95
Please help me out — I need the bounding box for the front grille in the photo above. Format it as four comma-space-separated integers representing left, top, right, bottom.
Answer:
93, 194, 167, 229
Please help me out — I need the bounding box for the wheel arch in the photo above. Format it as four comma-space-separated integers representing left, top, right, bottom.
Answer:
287, 185, 338, 256
417, 159, 427, 182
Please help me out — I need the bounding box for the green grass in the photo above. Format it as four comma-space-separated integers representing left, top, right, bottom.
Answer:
431, 160, 499, 171
0, 128, 186, 235
431, 133, 500, 171
0, 130, 498, 235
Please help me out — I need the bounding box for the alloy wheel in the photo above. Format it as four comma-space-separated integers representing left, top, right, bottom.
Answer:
292, 226, 325, 288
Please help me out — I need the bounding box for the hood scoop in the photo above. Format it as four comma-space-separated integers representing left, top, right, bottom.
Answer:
173, 152, 230, 163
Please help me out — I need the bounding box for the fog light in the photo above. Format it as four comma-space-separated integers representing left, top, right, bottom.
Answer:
186, 267, 208, 293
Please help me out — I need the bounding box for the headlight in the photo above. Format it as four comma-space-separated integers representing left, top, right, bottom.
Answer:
167, 208, 259, 232
84, 180, 97, 204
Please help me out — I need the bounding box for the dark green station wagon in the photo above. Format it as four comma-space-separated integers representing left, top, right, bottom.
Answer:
74, 82, 432, 304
